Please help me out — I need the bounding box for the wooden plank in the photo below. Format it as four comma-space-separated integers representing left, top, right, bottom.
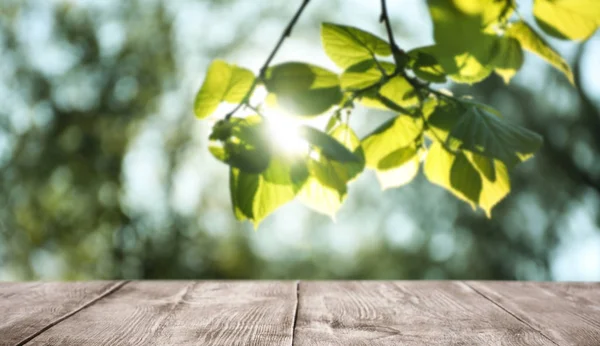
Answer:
468, 281, 600, 346
294, 281, 555, 345
25, 281, 297, 346
0, 281, 124, 346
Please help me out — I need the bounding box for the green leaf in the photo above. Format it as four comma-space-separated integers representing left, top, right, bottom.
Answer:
450, 152, 482, 208
423, 42, 497, 85
451, 0, 514, 26
470, 150, 496, 181
229, 168, 259, 221
427, 0, 515, 84
505, 21, 574, 84
358, 92, 417, 114
408, 48, 447, 83
379, 76, 420, 108
362, 115, 423, 189
321, 22, 391, 69
194, 60, 254, 119
355, 89, 390, 111
424, 98, 464, 141
424, 143, 481, 210
467, 152, 510, 217
253, 160, 302, 227
492, 36, 524, 84
445, 102, 543, 168
298, 159, 346, 218
230, 157, 307, 228
209, 116, 271, 174
298, 125, 364, 217
264, 62, 342, 116
375, 144, 421, 190
329, 124, 366, 179
325, 113, 340, 133
424, 143, 511, 217
378, 144, 420, 170
340, 60, 394, 91
299, 125, 360, 163
362, 115, 423, 168
534, 0, 600, 40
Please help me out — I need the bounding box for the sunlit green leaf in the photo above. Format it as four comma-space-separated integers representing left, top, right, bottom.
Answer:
378, 144, 419, 170
534, 0, 600, 40
424, 142, 481, 209
362, 115, 423, 189
194, 60, 254, 118
253, 161, 302, 228
297, 174, 343, 219
427, 0, 515, 84
423, 43, 497, 85
375, 144, 421, 190
425, 143, 511, 217
408, 48, 447, 83
424, 98, 464, 141
376, 158, 420, 190
329, 124, 366, 179
298, 124, 364, 217
379, 76, 420, 108
355, 89, 390, 111
300, 125, 360, 163
264, 62, 342, 116
467, 152, 510, 217
450, 0, 513, 26
230, 157, 306, 228
505, 21, 574, 84
340, 60, 394, 91
362, 115, 422, 168
321, 22, 391, 69
450, 152, 482, 208
446, 102, 543, 168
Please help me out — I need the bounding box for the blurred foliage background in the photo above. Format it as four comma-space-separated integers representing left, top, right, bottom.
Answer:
1, 0, 599, 281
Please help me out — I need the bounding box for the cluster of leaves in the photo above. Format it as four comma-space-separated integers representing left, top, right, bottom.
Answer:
194, 0, 599, 227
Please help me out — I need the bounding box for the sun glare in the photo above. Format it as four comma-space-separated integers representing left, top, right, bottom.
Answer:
250, 85, 318, 157
263, 109, 309, 156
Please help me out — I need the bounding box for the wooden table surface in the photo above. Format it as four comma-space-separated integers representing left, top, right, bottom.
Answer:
1, 281, 599, 345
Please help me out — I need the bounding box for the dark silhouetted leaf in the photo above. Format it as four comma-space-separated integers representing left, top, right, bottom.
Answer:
264, 62, 342, 116
300, 125, 360, 163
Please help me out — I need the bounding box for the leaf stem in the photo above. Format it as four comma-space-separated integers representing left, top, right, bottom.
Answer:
379, 0, 405, 70
225, 0, 311, 120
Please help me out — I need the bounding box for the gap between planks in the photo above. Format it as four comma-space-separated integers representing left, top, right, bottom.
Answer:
291, 280, 300, 346
462, 281, 560, 346
15, 281, 129, 346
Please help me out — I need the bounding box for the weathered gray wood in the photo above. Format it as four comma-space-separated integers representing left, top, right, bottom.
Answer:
25, 281, 297, 346
0, 281, 124, 346
468, 282, 600, 346
294, 281, 554, 345
2, 281, 599, 345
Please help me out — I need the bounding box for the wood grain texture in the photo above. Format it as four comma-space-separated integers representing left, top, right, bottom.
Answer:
468, 282, 600, 346
0, 281, 123, 346
294, 281, 554, 346
26, 281, 297, 346
1, 281, 599, 345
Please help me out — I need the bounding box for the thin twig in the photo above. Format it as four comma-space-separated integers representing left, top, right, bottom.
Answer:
225, 0, 311, 120
379, 0, 405, 69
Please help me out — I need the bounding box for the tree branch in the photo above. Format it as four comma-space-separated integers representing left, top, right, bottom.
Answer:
379, 0, 405, 69
226, 0, 311, 120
